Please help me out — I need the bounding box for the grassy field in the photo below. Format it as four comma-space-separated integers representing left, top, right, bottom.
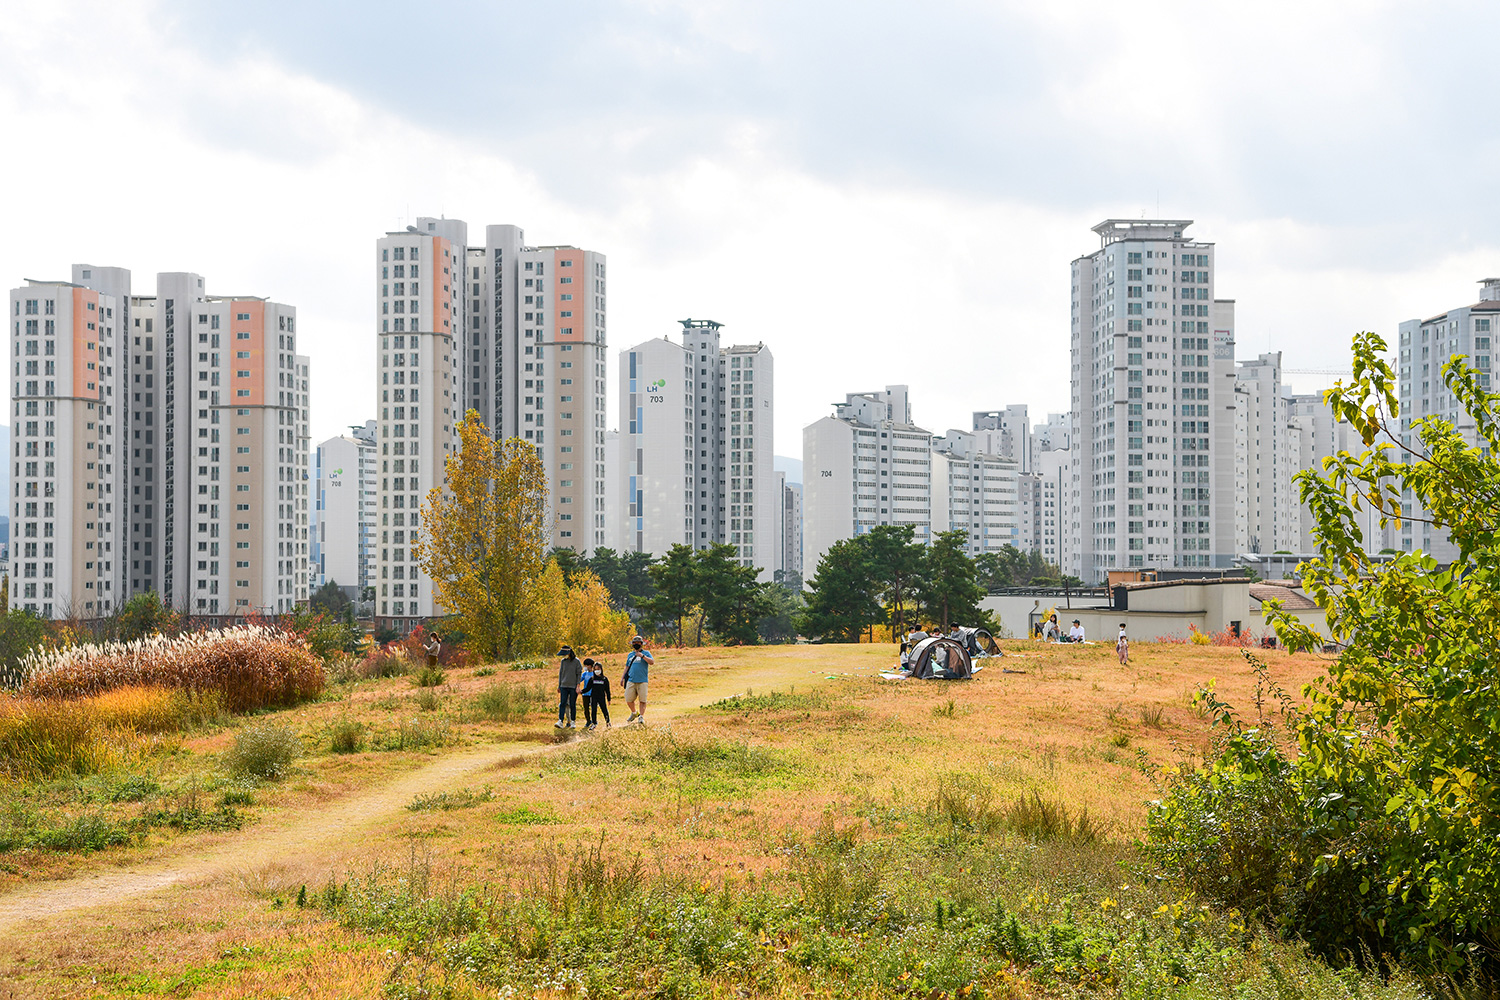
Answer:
0, 640, 1444, 998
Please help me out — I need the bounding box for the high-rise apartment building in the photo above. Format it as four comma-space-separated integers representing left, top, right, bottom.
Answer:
314, 421, 377, 599
972, 406, 1032, 473
8, 266, 309, 619
803, 386, 932, 577
930, 429, 1020, 555
616, 320, 775, 574
7, 271, 127, 618
1394, 278, 1500, 560
777, 474, 803, 582
1017, 446, 1069, 570
1232, 353, 1301, 554
1069, 219, 1237, 582
373, 218, 608, 629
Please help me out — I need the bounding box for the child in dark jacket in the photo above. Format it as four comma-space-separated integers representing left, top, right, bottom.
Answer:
580, 657, 612, 731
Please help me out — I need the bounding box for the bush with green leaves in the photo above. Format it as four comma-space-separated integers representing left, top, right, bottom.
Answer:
1147, 330, 1500, 975
223, 721, 303, 779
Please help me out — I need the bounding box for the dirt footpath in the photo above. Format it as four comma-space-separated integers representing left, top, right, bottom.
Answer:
0, 648, 860, 933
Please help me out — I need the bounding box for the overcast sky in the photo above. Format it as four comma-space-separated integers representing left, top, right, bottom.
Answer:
3, 0, 1497, 462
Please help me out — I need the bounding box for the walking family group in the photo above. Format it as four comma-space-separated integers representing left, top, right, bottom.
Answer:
555, 635, 653, 730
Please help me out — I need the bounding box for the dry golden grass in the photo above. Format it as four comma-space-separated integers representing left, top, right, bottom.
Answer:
0, 639, 1331, 997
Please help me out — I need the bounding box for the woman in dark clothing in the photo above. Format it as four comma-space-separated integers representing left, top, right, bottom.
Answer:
555, 645, 582, 729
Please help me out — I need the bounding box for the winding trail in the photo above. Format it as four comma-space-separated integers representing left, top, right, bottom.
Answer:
0, 650, 867, 934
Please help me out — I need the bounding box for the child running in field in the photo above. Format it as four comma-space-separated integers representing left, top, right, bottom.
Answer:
1116, 623, 1129, 666
580, 657, 612, 731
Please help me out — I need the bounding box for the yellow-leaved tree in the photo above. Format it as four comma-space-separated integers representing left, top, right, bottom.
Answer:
413, 410, 547, 660
521, 560, 634, 656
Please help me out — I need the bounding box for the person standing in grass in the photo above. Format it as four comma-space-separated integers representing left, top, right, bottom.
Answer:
424, 631, 442, 668
1116, 623, 1130, 666
555, 645, 582, 729
622, 635, 653, 725
580, 657, 612, 730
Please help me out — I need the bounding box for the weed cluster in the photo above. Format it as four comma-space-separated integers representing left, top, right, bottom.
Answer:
314, 831, 1418, 1000
931, 773, 1099, 844
561, 727, 781, 780
472, 682, 545, 723
0, 685, 225, 780
406, 787, 493, 812
373, 716, 455, 752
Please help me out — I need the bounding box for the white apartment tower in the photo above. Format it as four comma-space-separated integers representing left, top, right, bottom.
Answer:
1394, 278, 1500, 560
8, 271, 127, 618
803, 386, 932, 577
8, 266, 310, 619
972, 405, 1032, 473
779, 475, 803, 582
1069, 219, 1237, 582
617, 320, 775, 575
314, 421, 377, 598
1233, 353, 1301, 554
376, 219, 607, 631
930, 429, 1020, 554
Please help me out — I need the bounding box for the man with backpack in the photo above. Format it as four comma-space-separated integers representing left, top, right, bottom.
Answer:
622, 635, 653, 725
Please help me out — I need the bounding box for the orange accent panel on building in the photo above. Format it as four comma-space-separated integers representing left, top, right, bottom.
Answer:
234, 300, 267, 406
427, 236, 441, 334
71, 286, 100, 398
553, 249, 585, 341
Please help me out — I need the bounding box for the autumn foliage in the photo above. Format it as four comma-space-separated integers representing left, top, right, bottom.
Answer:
18, 626, 323, 712
414, 411, 549, 661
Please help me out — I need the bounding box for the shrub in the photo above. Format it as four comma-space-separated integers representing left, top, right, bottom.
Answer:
329, 718, 366, 754
0, 610, 47, 690
19, 626, 323, 712
223, 721, 303, 779
412, 663, 446, 688
361, 648, 416, 679
413, 688, 440, 712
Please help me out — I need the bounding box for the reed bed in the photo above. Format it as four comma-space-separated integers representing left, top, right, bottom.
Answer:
18, 626, 323, 711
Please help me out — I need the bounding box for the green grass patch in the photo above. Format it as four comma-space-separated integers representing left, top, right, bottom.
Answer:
493, 805, 558, 825
704, 688, 830, 715
407, 787, 494, 813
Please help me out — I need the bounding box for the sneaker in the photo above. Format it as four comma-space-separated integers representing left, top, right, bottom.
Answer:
566, 721, 575, 728
554, 720, 565, 729
627, 712, 638, 723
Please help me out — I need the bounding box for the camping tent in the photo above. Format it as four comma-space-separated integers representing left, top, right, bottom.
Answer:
953, 627, 1002, 658
906, 636, 973, 680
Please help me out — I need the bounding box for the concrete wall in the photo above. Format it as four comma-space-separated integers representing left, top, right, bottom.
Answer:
981, 579, 1253, 641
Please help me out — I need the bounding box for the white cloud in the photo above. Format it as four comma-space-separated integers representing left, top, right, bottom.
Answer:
1, 0, 1497, 465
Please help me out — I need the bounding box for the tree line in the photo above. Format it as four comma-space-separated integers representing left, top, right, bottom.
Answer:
800, 525, 1015, 642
